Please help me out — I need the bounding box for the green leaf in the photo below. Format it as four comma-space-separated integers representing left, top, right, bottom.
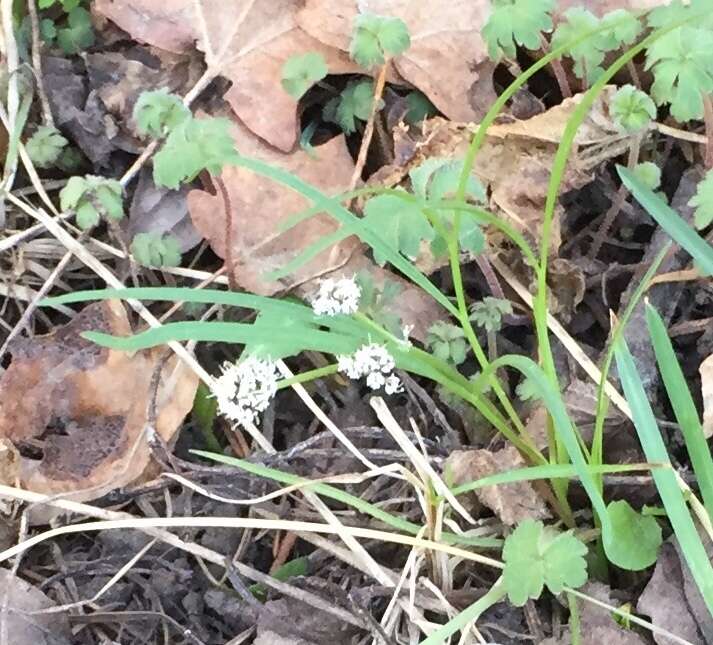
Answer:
426, 322, 468, 366
469, 296, 513, 333
482, 0, 555, 60
130, 232, 182, 267
645, 26, 713, 122
619, 166, 713, 275
404, 91, 437, 124
26, 125, 67, 168
688, 169, 713, 230
323, 79, 377, 134
39, 0, 56, 7
632, 161, 661, 191
59, 175, 124, 226
610, 85, 656, 133
75, 201, 99, 230
605, 500, 662, 570
350, 13, 410, 68
133, 89, 191, 138
60, 175, 89, 210
362, 191, 434, 265
153, 116, 240, 189
55, 146, 83, 173
599, 9, 642, 49
281, 52, 328, 99
61, 0, 81, 9
56, 6, 94, 54
40, 18, 56, 42
503, 519, 588, 606
515, 375, 540, 401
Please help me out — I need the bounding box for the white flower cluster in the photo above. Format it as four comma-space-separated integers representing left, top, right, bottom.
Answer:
338, 343, 403, 394
311, 277, 361, 316
213, 356, 280, 427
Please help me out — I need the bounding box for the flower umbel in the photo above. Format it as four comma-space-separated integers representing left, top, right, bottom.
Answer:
338, 343, 403, 393
311, 277, 361, 316
213, 356, 280, 427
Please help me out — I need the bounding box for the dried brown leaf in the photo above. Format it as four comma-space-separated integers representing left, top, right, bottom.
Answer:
0, 302, 198, 500
445, 446, 551, 525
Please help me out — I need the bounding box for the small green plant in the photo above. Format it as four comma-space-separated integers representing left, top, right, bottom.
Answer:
281, 52, 328, 99
130, 232, 182, 268
323, 79, 378, 134
349, 13, 410, 68
483, 0, 555, 60
133, 89, 191, 138
502, 519, 588, 606
632, 162, 662, 191
426, 322, 468, 366
610, 84, 657, 133
404, 91, 437, 124
41, 3, 94, 55
59, 175, 123, 229
470, 297, 513, 333
26, 125, 67, 168
688, 170, 713, 230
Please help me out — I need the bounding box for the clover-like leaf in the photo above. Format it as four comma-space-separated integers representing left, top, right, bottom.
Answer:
323, 79, 378, 134
153, 116, 240, 189
482, 0, 555, 60
131, 232, 182, 267
362, 191, 435, 265
281, 52, 328, 99
688, 169, 713, 230
645, 26, 713, 122
56, 6, 94, 55
426, 321, 468, 366
133, 89, 191, 138
503, 519, 588, 606
469, 297, 513, 333
604, 500, 662, 570
26, 125, 68, 168
59, 175, 124, 229
610, 85, 656, 133
350, 13, 410, 68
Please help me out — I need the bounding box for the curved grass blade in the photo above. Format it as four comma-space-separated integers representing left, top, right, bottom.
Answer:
619, 167, 713, 276
645, 303, 713, 517
615, 336, 713, 611
191, 450, 502, 548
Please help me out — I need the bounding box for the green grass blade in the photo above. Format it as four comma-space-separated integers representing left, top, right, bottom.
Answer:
619, 167, 713, 276
615, 336, 713, 611
191, 450, 502, 548
645, 303, 713, 518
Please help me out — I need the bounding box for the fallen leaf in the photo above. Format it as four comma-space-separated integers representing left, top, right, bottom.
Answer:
0, 570, 72, 645
297, 0, 492, 122
95, 0, 360, 151
547, 257, 586, 322
445, 446, 551, 525
638, 537, 713, 644
700, 353, 713, 439
0, 302, 198, 500
555, 0, 669, 17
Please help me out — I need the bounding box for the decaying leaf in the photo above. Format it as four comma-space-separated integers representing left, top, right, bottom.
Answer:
95, 0, 360, 151
0, 570, 71, 645
445, 446, 551, 525
700, 353, 713, 439
0, 302, 198, 500
297, 0, 492, 122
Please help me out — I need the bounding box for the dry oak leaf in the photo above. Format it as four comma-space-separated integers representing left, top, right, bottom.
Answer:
187, 116, 362, 297
94, 0, 359, 152
445, 446, 551, 525
0, 301, 198, 500
700, 353, 713, 439
297, 0, 492, 123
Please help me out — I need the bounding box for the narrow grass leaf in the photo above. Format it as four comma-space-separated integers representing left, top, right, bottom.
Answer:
615, 336, 713, 610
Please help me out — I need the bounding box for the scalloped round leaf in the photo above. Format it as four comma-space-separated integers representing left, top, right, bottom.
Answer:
281, 52, 328, 99
604, 500, 662, 571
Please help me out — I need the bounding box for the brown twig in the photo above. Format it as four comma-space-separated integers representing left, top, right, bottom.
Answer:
540, 34, 572, 99
348, 64, 388, 192
270, 531, 298, 575
215, 175, 238, 291
26, 0, 53, 127
702, 92, 713, 169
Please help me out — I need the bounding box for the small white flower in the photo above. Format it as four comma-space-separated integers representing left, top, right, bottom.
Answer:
399, 324, 414, 347
213, 356, 279, 427
311, 277, 361, 316
337, 343, 401, 394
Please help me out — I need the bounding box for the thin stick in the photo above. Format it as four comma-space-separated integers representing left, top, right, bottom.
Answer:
540, 34, 572, 99
349, 64, 388, 192
26, 0, 53, 127
702, 92, 713, 169
215, 175, 237, 291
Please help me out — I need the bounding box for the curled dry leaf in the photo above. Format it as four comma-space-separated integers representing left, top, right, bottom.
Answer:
700, 353, 713, 439
297, 0, 493, 122
0, 302, 198, 500
94, 0, 359, 151
445, 446, 551, 525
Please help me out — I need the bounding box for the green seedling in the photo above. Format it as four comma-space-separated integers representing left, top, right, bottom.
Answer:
426, 321, 468, 366
130, 232, 182, 268
610, 84, 657, 133
323, 78, 378, 134
350, 13, 410, 68
470, 297, 513, 333
133, 89, 191, 138
59, 175, 123, 230
26, 125, 67, 168
688, 169, 713, 230
281, 52, 328, 99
